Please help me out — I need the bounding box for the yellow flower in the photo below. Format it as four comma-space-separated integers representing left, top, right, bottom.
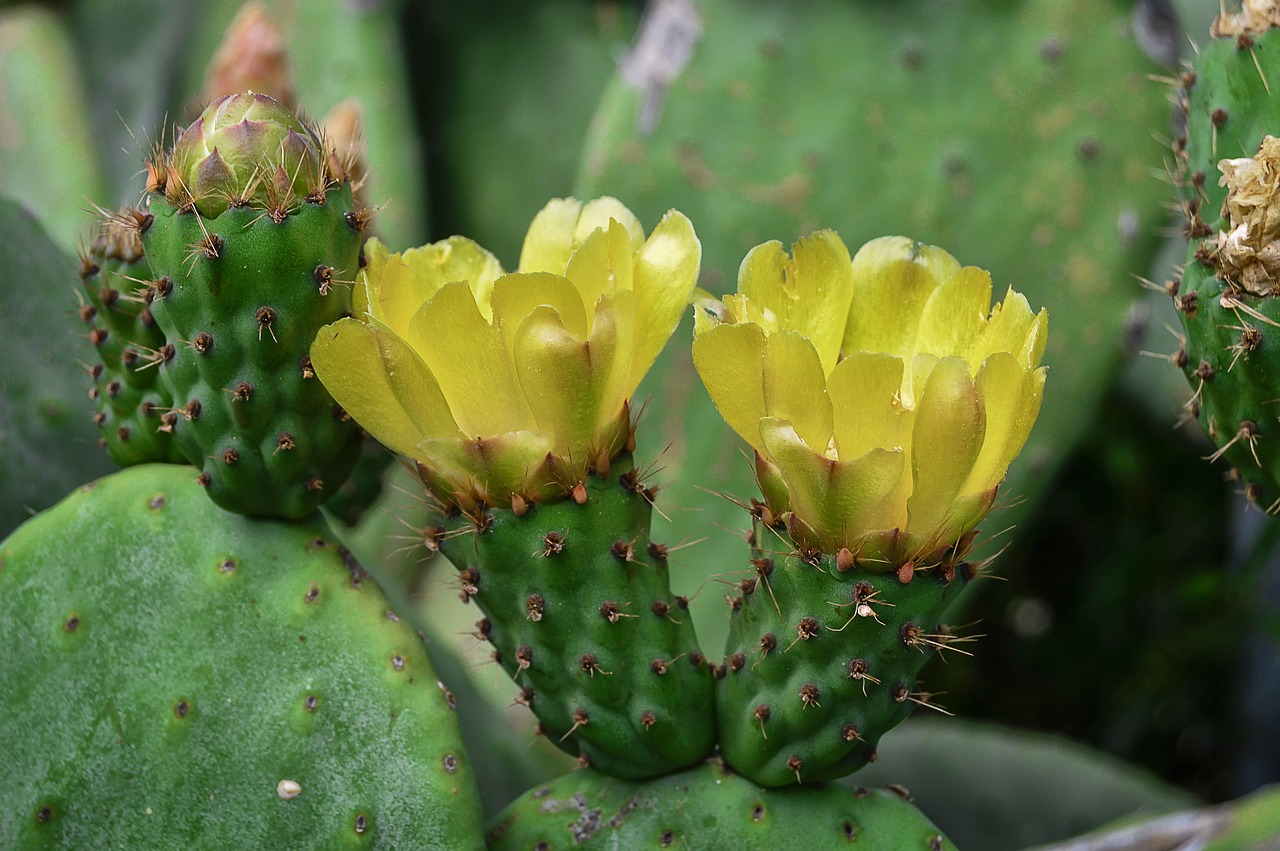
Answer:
693, 233, 1047, 566
310, 197, 700, 509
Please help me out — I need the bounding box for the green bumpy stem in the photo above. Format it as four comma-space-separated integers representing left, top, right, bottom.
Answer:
486, 757, 954, 850
0, 463, 484, 849
141, 188, 364, 518
438, 455, 715, 780
1175, 26, 1280, 508
715, 519, 971, 787
78, 216, 185, 467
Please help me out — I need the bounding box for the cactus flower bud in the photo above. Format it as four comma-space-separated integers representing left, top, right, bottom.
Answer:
164, 92, 331, 218
693, 233, 1047, 565
310, 196, 701, 509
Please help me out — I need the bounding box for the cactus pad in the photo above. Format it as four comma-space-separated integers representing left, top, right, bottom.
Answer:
437, 456, 715, 780
486, 758, 954, 850
78, 211, 184, 466
715, 519, 971, 787
1174, 21, 1280, 508
139, 93, 366, 518
0, 464, 483, 849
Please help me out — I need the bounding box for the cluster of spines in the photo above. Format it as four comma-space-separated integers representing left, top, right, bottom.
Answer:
1161, 13, 1280, 511
435, 456, 716, 780
714, 508, 976, 787
77, 210, 185, 466
140, 115, 370, 229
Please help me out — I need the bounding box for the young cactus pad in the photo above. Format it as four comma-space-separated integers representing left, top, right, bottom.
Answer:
78, 210, 185, 467
139, 92, 365, 518
1173, 12, 1280, 509
714, 518, 971, 786
0, 464, 483, 849
437, 454, 715, 780
485, 758, 954, 850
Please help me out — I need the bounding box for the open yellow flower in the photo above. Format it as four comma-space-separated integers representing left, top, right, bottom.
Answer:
693, 233, 1047, 566
311, 197, 701, 509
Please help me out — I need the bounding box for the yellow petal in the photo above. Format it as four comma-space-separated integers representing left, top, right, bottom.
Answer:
763, 330, 833, 454
915, 265, 992, 361
365, 236, 503, 332
518, 197, 583, 275
311, 318, 459, 457
575, 196, 644, 247
512, 302, 625, 456
691, 322, 769, 454
592, 290, 639, 431
906, 356, 986, 552
406, 281, 535, 435
722, 293, 778, 331
738, 230, 853, 374
828, 352, 909, 459
974, 288, 1049, 371
692, 322, 831, 458
962, 358, 1046, 496
904, 351, 940, 408
564, 219, 634, 323
844, 236, 960, 359
491, 272, 589, 341
760, 418, 905, 552
353, 237, 392, 317
631, 210, 701, 387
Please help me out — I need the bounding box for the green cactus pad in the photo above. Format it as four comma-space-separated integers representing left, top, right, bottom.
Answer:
486, 758, 954, 850
78, 212, 185, 467
437, 457, 715, 780
0, 464, 483, 849
140, 187, 364, 518
1174, 23, 1280, 507
0, 197, 114, 538
715, 519, 971, 788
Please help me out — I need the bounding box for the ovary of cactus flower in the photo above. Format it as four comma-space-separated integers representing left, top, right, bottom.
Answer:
693, 233, 1047, 566
310, 196, 701, 510
156, 92, 334, 218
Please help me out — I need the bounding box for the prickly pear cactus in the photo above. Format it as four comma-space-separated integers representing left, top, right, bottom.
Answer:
486, 758, 954, 850
78, 211, 185, 467
0, 463, 484, 849
1173, 7, 1280, 510
139, 92, 365, 518
715, 520, 972, 787
437, 455, 715, 780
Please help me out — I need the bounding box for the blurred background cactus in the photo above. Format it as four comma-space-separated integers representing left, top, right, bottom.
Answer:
2, 0, 1280, 848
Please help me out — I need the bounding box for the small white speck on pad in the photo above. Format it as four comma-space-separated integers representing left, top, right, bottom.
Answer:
277, 779, 302, 799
